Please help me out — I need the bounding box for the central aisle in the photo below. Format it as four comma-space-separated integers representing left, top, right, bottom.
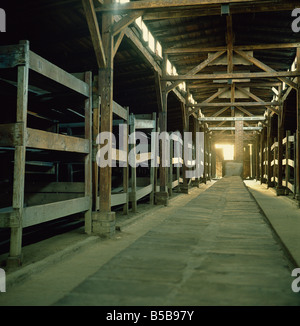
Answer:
55, 176, 300, 306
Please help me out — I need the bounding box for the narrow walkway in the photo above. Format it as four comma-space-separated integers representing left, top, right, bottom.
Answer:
1, 176, 300, 306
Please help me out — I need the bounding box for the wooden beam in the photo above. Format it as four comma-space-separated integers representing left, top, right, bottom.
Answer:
234, 49, 298, 90
188, 101, 279, 108
189, 87, 229, 116
236, 86, 280, 115
209, 127, 262, 131
165, 50, 225, 93
211, 106, 230, 117
296, 48, 300, 202
82, 0, 106, 68
162, 71, 300, 82
111, 11, 144, 36
165, 42, 300, 54
142, 2, 298, 20
97, 0, 258, 11
113, 30, 125, 58
29, 51, 90, 97
199, 116, 266, 122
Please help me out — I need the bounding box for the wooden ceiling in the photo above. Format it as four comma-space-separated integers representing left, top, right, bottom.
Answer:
0, 0, 299, 134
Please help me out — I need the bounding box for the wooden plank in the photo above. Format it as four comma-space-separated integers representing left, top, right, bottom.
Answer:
0, 123, 25, 146
98, 0, 259, 11
112, 101, 128, 120
191, 102, 279, 108
23, 197, 90, 228
26, 128, 89, 154
135, 119, 156, 129
136, 184, 153, 201
143, 3, 298, 20
165, 43, 300, 54
111, 193, 127, 206
82, 0, 106, 68
162, 71, 300, 81
29, 51, 90, 97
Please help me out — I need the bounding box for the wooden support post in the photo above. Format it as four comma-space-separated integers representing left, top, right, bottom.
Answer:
276, 100, 285, 196
156, 54, 169, 205
122, 107, 129, 214
8, 41, 29, 267
149, 112, 156, 205
93, 1, 116, 237
296, 48, 300, 205
255, 134, 259, 181
84, 71, 93, 234
267, 110, 272, 188
294, 132, 297, 199
130, 114, 137, 212
180, 96, 190, 194
168, 138, 174, 196
260, 129, 264, 184
285, 130, 291, 195
273, 137, 277, 187
92, 79, 100, 212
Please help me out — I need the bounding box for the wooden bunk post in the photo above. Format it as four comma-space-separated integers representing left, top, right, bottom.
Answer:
122, 107, 130, 214
130, 114, 137, 213
92, 77, 100, 212
276, 87, 285, 196
8, 40, 29, 267
260, 128, 264, 184
84, 71, 93, 234
93, 1, 116, 237
285, 130, 291, 195
267, 110, 272, 187
296, 48, 300, 206
150, 112, 157, 205
255, 133, 259, 181
155, 54, 169, 206
180, 96, 190, 194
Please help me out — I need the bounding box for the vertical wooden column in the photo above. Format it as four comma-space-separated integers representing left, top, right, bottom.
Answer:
285, 130, 291, 195
260, 128, 264, 184
130, 114, 137, 212
168, 137, 174, 196
84, 71, 93, 234
122, 107, 129, 214
255, 133, 259, 181
180, 95, 190, 194
8, 40, 29, 267
296, 48, 300, 205
156, 54, 169, 205
267, 110, 272, 187
273, 137, 277, 187
276, 91, 285, 195
92, 77, 100, 212
94, 1, 116, 237
150, 112, 157, 205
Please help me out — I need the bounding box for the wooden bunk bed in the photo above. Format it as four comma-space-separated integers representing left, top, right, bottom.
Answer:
0, 40, 92, 265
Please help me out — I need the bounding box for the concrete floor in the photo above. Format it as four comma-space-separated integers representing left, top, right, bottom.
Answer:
1, 176, 300, 306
